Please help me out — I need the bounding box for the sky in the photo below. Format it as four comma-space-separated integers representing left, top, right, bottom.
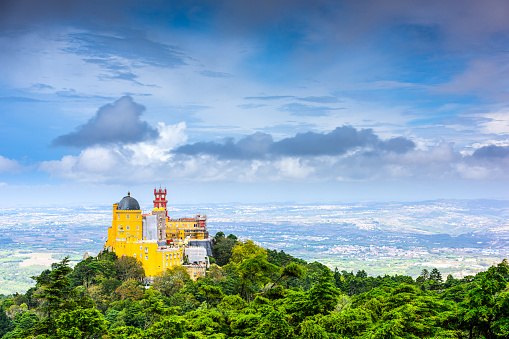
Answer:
1, 0, 508, 206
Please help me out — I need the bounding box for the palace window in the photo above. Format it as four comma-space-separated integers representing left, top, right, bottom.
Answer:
126, 215, 130, 219
127, 225, 130, 230
133, 253, 136, 257
145, 255, 148, 260
145, 247, 148, 254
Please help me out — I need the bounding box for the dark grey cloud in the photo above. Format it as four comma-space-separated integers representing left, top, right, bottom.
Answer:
67, 29, 187, 69
473, 145, 509, 159
173, 126, 415, 159
380, 137, 416, 154
272, 126, 380, 156
278, 103, 343, 117
53, 96, 158, 148
174, 132, 273, 160
244, 96, 295, 100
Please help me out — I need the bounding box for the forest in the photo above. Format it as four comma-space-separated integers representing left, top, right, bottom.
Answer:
1, 231, 508, 339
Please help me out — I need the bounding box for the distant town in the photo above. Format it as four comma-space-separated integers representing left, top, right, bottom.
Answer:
0, 199, 508, 295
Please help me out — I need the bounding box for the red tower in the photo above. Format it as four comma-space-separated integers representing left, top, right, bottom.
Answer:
153, 188, 168, 217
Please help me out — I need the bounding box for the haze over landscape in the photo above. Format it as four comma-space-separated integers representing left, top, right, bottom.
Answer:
3, 3, 509, 338
1, 0, 508, 204
1, 0, 509, 293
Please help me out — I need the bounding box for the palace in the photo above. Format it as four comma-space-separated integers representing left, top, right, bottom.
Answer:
104, 189, 211, 277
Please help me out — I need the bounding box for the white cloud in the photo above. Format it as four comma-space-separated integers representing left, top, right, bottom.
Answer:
275, 158, 315, 180
125, 122, 187, 165
477, 111, 509, 135
39, 135, 509, 184
39, 122, 187, 183
0, 155, 21, 173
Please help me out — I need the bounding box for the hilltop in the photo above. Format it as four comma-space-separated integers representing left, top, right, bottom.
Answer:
1, 233, 508, 338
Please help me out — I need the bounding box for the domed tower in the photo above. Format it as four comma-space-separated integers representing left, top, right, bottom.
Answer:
118, 192, 141, 211
105, 192, 143, 254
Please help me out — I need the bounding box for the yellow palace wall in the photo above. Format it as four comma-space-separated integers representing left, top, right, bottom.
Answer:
166, 220, 206, 240
105, 203, 184, 277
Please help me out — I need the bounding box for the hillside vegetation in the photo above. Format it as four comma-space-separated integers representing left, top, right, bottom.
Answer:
1, 232, 508, 338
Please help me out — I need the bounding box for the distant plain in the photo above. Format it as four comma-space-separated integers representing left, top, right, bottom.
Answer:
1, 199, 508, 295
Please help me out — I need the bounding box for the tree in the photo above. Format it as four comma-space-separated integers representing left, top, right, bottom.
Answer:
429, 268, 443, 283
101, 278, 123, 295
230, 240, 266, 265
212, 233, 237, 266
344, 284, 459, 338
114, 279, 145, 301
198, 285, 224, 308
227, 234, 238, 242
460, 259, 509, 339
55, 308, 107, 339
356, 270, 367, 279
306, 268, 341, 316
207, 264, 226, 281
264, 262, 306, 296
140, 289, 171, 330
421, 268, 429, 279
299, 318, 329, 339
152, 266, 191, 297
71, 257, 100, 288
267, 249, 307, 267
145, 315, 186, 338
31, 257, 74, 336
257, 308, 293, 339
115, 256, 145, 282
0, 305, 14, 338
237, 254, 279, 301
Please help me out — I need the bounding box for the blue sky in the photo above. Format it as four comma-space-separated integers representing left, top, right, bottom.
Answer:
1, 0, 508, 205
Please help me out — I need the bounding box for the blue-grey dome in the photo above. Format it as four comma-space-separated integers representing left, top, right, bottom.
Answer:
117, 193, 140, 211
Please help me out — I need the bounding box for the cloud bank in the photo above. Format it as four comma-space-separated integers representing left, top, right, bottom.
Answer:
38, 98, 509, 184
173, 126, 415, 159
